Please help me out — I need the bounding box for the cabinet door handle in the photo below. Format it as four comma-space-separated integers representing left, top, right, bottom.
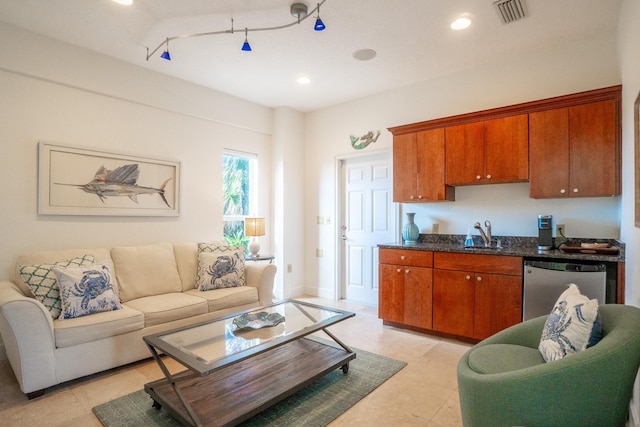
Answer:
405, 269, 410, 274
476, 175, 481, 180
486, 174, 492, 179
396, 268, 402, 273
465, 275, 471, 280
476, 276, 482, 282
418, 195, 423, 199
410, 195, 415, 199
573, 188, 579, 193
560, 189, 566, 194
400, 255, 406, 260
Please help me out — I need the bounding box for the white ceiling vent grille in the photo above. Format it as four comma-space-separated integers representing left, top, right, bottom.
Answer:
493, 0, 527, 24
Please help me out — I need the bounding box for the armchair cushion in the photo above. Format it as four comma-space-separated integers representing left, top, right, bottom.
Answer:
468, 344, 544, 374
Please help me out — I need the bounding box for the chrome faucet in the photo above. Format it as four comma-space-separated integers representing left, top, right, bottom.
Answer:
474, 221, 492, 247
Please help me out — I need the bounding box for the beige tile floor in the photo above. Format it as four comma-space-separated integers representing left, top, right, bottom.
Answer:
0, 296, 471, 426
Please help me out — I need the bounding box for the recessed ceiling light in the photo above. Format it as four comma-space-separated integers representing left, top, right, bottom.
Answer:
112, 0, 133, 5
353, 49, 377, 61
297, 75, 311, 85
451, 17, 472, 30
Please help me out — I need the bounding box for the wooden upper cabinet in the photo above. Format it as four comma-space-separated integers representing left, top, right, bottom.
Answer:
444, 122, 484, 185
393, 129, 454, 202
530, 100, 619, 198
389, 85, 621, 199
445, 115, 528, 185
392, 133, 418, 202
484, 115, 529, 182
529, 108, 570, 198
569, 101, 618, 196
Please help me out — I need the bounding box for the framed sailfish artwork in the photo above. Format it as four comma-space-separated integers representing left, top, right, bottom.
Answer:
38, 142, 180, 216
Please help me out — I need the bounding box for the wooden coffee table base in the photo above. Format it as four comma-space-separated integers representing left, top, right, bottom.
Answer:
144, 338, 356, 427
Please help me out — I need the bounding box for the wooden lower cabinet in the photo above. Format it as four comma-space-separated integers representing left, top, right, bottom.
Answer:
432, 269, 475, 337
379, 249, 433, 329
379, 249, 523, 341
433, 253, 523, 340
379, 264, 433, 329
378, 264, 405, 324
403, 266, 433, 329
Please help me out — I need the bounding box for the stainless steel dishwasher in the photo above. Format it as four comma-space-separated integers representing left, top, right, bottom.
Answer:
523, 260, 607, 320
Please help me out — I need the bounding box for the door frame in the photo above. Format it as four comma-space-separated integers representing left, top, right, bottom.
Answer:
334, 149, 399, 301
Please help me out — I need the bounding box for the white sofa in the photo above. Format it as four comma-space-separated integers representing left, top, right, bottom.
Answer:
0, 242, 276, 398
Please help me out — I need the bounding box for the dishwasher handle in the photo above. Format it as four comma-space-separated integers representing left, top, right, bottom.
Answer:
525, 260, 606, 273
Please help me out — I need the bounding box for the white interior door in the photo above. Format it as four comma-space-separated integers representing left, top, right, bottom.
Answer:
340, 153, 395, 305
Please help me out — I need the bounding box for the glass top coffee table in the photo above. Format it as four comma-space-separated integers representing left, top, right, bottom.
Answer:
143, 299, 356, 427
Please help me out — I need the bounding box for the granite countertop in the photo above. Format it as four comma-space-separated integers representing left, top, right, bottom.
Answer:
378, 235, 625, 263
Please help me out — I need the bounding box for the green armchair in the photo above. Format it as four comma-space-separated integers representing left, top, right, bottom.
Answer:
457, 304, 640, 427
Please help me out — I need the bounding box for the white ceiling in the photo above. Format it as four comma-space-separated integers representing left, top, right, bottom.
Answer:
0, 0, 622, 112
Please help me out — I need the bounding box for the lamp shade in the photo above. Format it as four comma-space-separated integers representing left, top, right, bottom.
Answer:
244, 217, 265, 237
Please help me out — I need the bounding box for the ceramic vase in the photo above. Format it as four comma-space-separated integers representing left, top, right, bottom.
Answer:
402, 212, 419, 243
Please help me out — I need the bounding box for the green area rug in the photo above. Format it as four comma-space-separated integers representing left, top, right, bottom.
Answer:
92, 345, 406, 427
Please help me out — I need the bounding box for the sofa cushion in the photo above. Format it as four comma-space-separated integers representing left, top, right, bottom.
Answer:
53, 305, 144, 348
468, 344, 545, 374
173, 242, 198, 291
124, 293, 208, 327
196, 251, 245, 291
539, 283, 600, 362
53, 263, 122, 319
111, 243, 182, 303
17, 255, 96, 319
185, 286, 259, 312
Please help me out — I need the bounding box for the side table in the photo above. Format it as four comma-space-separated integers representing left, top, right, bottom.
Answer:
245, 254, 275, 264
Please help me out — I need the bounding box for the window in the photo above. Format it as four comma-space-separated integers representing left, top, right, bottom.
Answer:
223, 151, 257, 247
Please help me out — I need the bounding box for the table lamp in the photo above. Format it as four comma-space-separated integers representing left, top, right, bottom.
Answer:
244, 217, 265, 257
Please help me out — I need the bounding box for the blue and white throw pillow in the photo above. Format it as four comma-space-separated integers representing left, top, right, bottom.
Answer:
196, 251, 246, 291
196, 243, 246, 286
539, 283, 600, 362
18, 255, 96, 319
52, 264, 122, 319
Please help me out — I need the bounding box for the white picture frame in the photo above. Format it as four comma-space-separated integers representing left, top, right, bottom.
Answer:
38, 142, 180, 216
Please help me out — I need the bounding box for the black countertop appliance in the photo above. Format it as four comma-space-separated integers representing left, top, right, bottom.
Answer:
538, 215, 553, 251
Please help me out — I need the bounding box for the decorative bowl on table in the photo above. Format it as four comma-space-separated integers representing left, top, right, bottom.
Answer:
232, 312, 285, 331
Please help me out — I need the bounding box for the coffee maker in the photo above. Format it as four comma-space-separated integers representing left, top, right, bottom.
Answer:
538, 215, 553, 251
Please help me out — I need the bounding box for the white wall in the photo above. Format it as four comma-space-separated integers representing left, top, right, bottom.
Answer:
272, 107, 306, 299
0, 22, 279, 282
303, 31, 621, 298
617, 0, 640, 424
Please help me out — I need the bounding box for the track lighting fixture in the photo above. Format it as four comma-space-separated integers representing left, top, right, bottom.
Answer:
314, 3, 326, 31
160, 39, 171, 60
145, 0, 328, 61
241, 28, 252, 51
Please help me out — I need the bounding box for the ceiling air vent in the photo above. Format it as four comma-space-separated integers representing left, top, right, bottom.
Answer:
493, 0, 527, 24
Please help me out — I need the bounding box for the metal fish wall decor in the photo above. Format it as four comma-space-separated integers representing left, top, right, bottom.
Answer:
350, 130, 380, 150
